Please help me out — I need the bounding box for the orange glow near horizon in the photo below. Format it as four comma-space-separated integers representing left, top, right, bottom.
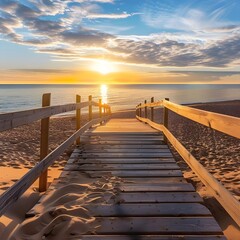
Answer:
0, 68, 240, 84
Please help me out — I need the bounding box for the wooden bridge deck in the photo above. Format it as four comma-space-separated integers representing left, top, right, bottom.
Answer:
29, 118, 225, 239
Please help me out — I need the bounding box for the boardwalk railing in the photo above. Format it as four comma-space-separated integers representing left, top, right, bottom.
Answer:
0, 93, 111, 216
136, 98, 240, 226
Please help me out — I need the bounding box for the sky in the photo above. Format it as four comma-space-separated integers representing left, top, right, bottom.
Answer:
0, 0, 240, 84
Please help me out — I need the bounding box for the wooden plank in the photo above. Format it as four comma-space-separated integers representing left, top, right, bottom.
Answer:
75, 158, 176, 164
66, 163, 180, 170
113, 177, 186, 183
119, 183, 194, 192
56, 174, 186, 184
83, 203, 211, 216
84, 132, 162, 136
80, 153, 173, 158
79, 170, 183, 177
115, 192, 203, 203
78, 236, 226, 240
84, 141, 164, 145
163, 100, 240, 139
93, 217, 222, 234
80, 149, 171, 153
83, 136, 163, 140
80, 144, 168, 149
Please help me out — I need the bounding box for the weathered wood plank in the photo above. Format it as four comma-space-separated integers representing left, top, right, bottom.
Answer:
115, 192, 203, 203
75, 170, 183, 177
84, 132, 162, 136
119, 183, 194, 192
93, 217, 222, 234
78, 236, 226, 240
74, 157, 176, 164
83, 141, 164, 145
82, 137, 164, 140
80, 149, 171, 153
80, 153, 173, 158
83, 203, 211, 216
75, 158, 176, 164
114, 177, 186, 183
66, 163, 180, 171
80, 144, 168, 149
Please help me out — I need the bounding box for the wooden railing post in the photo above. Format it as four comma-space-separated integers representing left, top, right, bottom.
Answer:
144, 100, 147, 119
76, 95, 81, 145
151, 97, 154, 121
39, 93, 51, 192
99, 99, 103, 124
103, 104, 106, 116
99, 98, 102, 116
139, 103, 142, 117
89, 95, 92, 121
163, 98, 169, 143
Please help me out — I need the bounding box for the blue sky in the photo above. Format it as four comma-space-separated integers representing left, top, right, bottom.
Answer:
0, 0, 240, 83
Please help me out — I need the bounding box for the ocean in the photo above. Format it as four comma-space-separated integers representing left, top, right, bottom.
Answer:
0, 84, 239, 114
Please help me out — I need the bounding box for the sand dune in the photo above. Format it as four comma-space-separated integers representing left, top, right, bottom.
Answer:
10, 176, 120, 240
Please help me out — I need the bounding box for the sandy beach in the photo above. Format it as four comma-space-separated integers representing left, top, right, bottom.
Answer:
0, 100, 239, 239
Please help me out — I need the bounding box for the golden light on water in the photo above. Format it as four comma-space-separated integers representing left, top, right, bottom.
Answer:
100, 84, 108, 104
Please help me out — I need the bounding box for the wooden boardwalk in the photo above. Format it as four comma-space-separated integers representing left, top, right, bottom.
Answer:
29, 118, 225, 239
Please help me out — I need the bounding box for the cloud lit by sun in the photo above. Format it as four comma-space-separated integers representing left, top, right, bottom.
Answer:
91, 60, 117, 75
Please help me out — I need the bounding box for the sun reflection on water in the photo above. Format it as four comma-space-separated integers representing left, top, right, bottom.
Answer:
100, 84, 108, 104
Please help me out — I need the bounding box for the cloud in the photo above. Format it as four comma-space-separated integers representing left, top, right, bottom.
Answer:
87, 12, 140, 19
141, 0, 238, 33
61, 28, 113, 46
0, 0, 240, 70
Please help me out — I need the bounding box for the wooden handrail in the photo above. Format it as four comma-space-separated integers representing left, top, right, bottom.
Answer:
136, 98, 240, 227
136, 99, 240, 139
0, 115, 109, 216
136, 115, 240, 227
0, 93, 111, 216
0, 100, 111, 132
163, 100, 240, 139
136, 100, 163, 109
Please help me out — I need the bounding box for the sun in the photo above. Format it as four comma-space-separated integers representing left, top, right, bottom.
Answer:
92, 60, 116, 75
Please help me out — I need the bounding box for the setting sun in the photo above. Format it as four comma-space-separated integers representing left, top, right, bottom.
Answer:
92, 60, 116, 75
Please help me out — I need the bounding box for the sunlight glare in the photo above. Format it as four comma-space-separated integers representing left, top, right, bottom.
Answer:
93, 60, 115, 75
101, 84, 108, 104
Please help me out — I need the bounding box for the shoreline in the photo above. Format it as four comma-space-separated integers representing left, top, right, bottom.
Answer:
0, 99, 239, 239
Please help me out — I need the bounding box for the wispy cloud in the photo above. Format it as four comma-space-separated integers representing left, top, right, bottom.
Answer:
141, 0, 238, 33
87, 12, 139, 19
